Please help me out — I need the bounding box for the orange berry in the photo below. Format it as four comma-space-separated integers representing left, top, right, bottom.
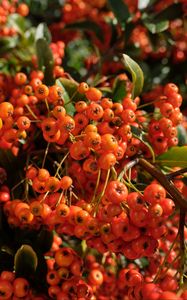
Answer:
14, 72, 27, 85
85, 87, 102, 102
78, 82, 89, 94
60, 176, 73, 190
17, 3, 29, 16
0, 102, 14, 119
35, 84, 49, 100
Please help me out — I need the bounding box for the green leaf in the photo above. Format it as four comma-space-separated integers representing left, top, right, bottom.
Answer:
131, 125, 155, 162
177, 125, 187, 146
35, 23, 52, 44
57, 78, 78, 96
35, 229, 53, 253
14, 245, 38, 278
107, 0, 130, 29
113, 79, 127, 102
138, 0, 155, 9
64, 21, 104, 42
144, 20, 169, 33
122, 54, 144, 98
0, 37, 18, 55
0, 250, 14, 272
56, 79, 76, 116
157, 146, 187, 167
7, 14, 26, 34
154, 3, 183, 22
36, 38, 54, 85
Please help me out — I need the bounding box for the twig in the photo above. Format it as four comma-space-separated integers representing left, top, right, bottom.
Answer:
179, 209, 186, 286
166, 168, 187, 180
138, 158, 187, 210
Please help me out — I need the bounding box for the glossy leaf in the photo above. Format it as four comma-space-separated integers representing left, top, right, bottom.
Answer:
144, 20, 169, 34
36, 38, 54, 85
177, 125, 187, 146
157, 146, 187, 167
122, 54, 144, 98
56, 79, 76, 116
14, 245, 38, 278
65, 21, 104, 42
35, 23, 52, 43
7, 14, 27, 34
131, 125, 155, 162
107, 0, 130, 29
113, 79, 127, 102
138, 0, 151, 10
0, 37, 18, 55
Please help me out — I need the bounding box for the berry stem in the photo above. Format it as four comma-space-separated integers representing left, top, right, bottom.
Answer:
42, 142, 50, 168
94, 168, 110, 214
25, 104, 38, 120
153, 232, 179, 282
118, 159, 139, 181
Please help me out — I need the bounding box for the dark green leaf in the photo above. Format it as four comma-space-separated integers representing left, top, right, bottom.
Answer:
157, 146, 187, 167
107, 0, 130, 29
135, 257, 149, 268
35, 23, 52, 44
7, 14, 28, 34
131, 125, 155, 162
36, 38, 54, 85
154, 3, 183, 22
144, 20, 169, 33
177, 125, 187, 146
56, 79, 76, 116
113, 79, 127, 102
122, 54, 144, 98
14, 245, 38, 278
0, 37, 18, 55
124, 23, 135, 42
64, 21, 104, 42
35, 229, 53, 253
0, 250, 14, 272
56, 78, 78, 96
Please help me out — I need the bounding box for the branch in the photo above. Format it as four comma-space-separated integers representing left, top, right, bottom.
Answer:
138, 158, 187, 210
179, 209, 186, 286
166, 167, 187, 180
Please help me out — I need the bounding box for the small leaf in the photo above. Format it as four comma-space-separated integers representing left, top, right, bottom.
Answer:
57, 78, 78, 97
107, 0, 130, 29
122, 54, 144, 98
113, 79, 127, 102
131, 125, 155, 162
56, 79, 76, 116
144, 20, 169, 33
177, 125, 187, 146
14, 245, 38, 278
64, 21, 104, 42
35, 23, 52, 44
36, 38, 54, 85
157, 146, 187, 167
